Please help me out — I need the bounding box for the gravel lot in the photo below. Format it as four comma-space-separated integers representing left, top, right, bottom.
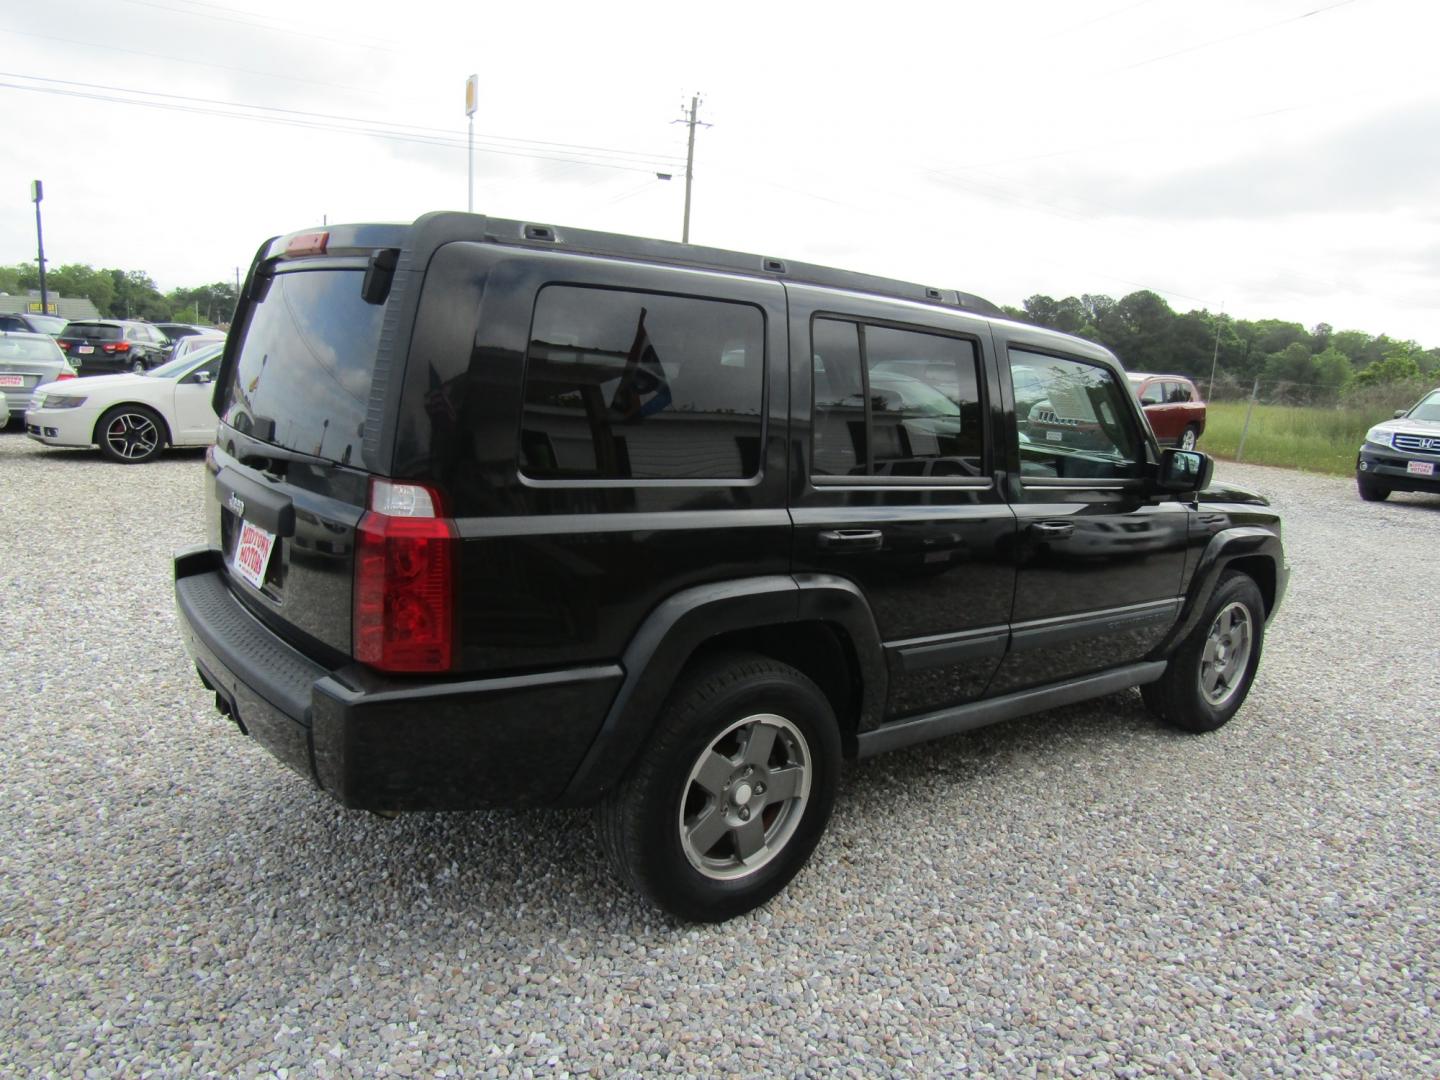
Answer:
2, 430, 1437, 1078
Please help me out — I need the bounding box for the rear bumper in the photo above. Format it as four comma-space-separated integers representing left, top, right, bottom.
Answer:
174, 546, 622, 811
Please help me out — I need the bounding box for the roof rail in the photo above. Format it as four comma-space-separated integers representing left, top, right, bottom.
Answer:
403, 211, 1004, 317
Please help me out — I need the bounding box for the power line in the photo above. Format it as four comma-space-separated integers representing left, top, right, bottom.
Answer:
0, 78, 677, 175
0, 71, 684, 170
0, 27, 381, 98
111, 0, 400, 53
1116, 0, 1363, 72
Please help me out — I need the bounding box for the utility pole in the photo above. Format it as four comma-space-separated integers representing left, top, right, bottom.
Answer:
465, 74, 479, 213
1206, 303, 1225, 403
31, 180, 48, 315
673, 94, 709, 243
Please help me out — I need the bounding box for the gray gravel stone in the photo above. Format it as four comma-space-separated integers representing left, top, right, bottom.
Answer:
1, 433, 1437, 1077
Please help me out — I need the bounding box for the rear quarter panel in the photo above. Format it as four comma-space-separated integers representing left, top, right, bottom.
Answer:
392, 243, 793, 674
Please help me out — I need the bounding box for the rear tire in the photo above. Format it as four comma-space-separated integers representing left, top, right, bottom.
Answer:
96, 404, 166, 464
1143, 572, 1265, 733
1357, 475, 1390, 501
597, 653, 841, 922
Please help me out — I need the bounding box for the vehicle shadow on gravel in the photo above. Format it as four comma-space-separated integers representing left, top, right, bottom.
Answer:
198, 688, 1179, 940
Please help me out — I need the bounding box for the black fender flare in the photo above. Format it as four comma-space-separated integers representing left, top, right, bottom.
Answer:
1150, 526, 1286, 658
560, 573, 885, 805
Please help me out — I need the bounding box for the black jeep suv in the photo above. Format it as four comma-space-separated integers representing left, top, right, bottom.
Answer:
174, 214, 1287, 921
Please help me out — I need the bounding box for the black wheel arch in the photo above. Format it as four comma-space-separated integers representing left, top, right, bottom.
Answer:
560, 573, 885, 805
1151, 526, 1285, 660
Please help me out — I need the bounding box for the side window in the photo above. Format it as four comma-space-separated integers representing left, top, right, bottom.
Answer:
811, 317, 983, 479
1010, 349, 1143, 480
1138, 381, 1164, 406
1169, 382, 1193, 403
520, 285, 765, 481
0, 316, 20, 331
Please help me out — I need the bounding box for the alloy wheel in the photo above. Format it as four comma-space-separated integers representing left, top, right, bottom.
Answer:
678, 713, 811, 880
1199, 601, 1253, 707
105, 412, 160, 461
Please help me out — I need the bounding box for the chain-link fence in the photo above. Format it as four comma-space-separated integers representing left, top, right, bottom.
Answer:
1193, 376, 1433, 473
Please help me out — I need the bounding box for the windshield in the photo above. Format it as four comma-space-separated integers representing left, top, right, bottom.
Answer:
1408, 390, 1440, 422
221, 269, 385, 464
149, 342, 223, 378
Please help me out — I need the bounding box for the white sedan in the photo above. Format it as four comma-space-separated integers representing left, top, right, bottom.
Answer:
25, 342, 223, 463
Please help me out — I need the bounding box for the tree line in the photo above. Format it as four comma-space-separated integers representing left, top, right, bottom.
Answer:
0, 262, 236, 327
1004, 291, 1438, 403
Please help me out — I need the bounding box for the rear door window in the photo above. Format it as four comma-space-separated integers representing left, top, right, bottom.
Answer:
811, 317, 983, 478
520, 285, 766, 481
221, 269, 386, 465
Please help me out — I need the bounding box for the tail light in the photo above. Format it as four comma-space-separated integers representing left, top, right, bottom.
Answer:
55, 372, 76, 381
102, 342, 132, 354
58, 340, 70, 351
354, 479, 456, 673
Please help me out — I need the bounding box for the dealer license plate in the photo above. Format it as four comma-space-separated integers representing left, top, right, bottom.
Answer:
77, 345, 94, 354
0, 374, 22, 387
1407, 460, 1435, 476
232, 521, 276, 589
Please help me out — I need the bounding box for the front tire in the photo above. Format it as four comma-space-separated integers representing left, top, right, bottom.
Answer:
1357, 475, 1390, 501
96, 404, 166, 463
1178, 425, 1199, 451
1143, 572, 1265, 733
597, 653, 841, 922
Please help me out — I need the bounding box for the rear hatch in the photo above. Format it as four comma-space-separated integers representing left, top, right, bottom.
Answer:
58, 322, 130, 375
211, 237, 399, 663
0, 335, 69, 408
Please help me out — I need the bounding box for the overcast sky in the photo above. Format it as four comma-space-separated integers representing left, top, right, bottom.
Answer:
4, 0, 1437, 345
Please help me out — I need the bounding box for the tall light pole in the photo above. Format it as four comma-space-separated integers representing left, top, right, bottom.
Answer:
31, 180, 48, 315
465, 74, 479, 213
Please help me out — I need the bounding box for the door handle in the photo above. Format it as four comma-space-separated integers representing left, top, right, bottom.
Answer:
1029, 521, 1075, 540
817, 529, 885, 551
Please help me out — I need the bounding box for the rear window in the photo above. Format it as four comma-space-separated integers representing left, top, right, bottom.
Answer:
63, 323, 121, 341
0, 337, 63, 362
520, 285, 766, 481
221, 269, 385, 465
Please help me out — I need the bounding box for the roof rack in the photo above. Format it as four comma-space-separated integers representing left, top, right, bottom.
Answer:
406, 212, 1004, 318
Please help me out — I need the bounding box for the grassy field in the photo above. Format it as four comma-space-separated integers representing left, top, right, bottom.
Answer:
1199, 401, 1379, 475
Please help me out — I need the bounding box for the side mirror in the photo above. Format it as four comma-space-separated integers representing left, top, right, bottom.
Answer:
1157, 448, 1213, 493
1394, 409, 1407, 419
193, 370, 214, 385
